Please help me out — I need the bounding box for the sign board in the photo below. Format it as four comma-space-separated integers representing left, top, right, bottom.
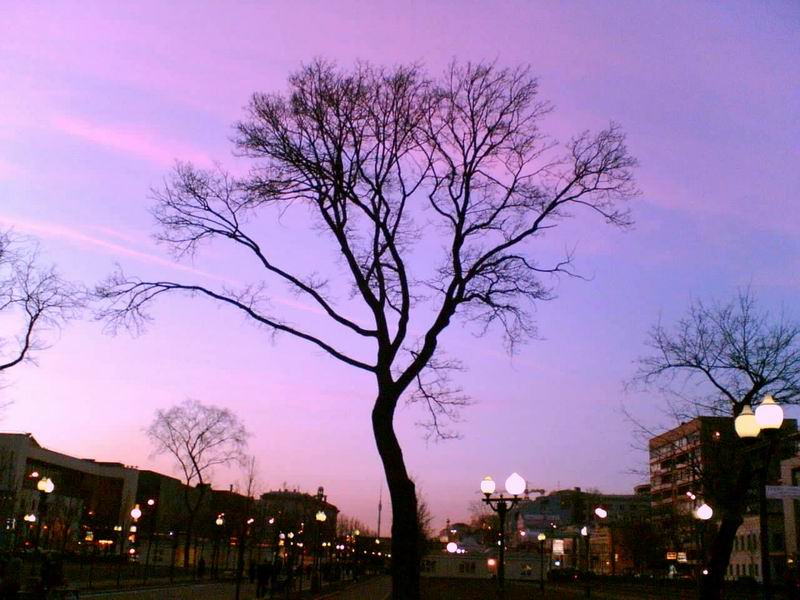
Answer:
766, 486, 800, 499
552, 539, 565, 555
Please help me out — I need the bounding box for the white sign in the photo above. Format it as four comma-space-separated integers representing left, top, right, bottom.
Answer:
766, 486, 800, 499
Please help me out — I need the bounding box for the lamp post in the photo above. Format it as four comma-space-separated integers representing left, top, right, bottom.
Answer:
537, 533, 546, 593
692, 499, 713, 593
735, 394, 784, 600
581, 506, 607, 598
480, 472, 527, 600
142, 498, 156, 583
313, 510, 327, 592
35, 477, 55, 552
214, 514, 224, 578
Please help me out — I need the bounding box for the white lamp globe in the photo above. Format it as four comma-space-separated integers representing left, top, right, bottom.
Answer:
594, 507, 608, 519
696, 503, 713, 521
480, 476, 496, 495
316, 510, 327, 522
734, 405, 761, 438
37, 477, 55, 494
537, 533, 546, 542
755, 395, 783, 430
505, 473, 526, 496
446, 542, 458, 553
580, 526, 588, 537
130, 505, 142, 520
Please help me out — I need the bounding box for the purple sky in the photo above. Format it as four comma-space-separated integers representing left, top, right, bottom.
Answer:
1, 1, 799, 529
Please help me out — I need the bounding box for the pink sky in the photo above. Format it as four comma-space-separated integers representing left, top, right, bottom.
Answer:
1, 1, 799, 529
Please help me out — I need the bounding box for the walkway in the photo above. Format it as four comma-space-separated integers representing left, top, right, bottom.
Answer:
319, 576, 391, 600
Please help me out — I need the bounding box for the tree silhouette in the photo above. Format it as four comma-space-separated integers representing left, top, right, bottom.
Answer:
147, 399, 248, 568
0, 231, 83, 374
97, 61, 637, 598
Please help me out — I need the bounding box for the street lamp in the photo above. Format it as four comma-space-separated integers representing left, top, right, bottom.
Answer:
693, 500, 713, 592
537, 533, 547, 592
35, 477, 55, 552
735, 394, 784, 600
581, 506, 607, 598
140, 499, 157, 583
313, 510, 327, 592
480, 472, 527, 600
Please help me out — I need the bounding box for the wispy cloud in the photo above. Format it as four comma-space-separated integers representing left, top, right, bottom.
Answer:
0, 213, 215, 278
52, 115, 213, 167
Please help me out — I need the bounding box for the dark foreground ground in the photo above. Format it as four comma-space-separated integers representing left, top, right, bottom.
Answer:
68, 576, 792, 599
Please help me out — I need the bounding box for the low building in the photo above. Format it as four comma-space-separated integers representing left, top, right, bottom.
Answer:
0, 432, 138, 552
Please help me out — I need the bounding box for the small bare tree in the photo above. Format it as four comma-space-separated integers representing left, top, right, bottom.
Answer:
633, 290, 800, 599
97, 61, 637, 598
0, 231, 84, 375
147, 398, 248, 568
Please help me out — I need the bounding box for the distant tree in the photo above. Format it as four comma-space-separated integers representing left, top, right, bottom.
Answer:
147, 398, 248, 567
97, 60, 638, 598
234, 456, 259, 600
468, 499, 500, 545
416, 490, 434, 556
0, 231, 83, 375
336, 514, 374, 538
633, 291, 800, 599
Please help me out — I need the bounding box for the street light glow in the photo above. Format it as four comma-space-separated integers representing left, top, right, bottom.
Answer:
755, 394, 784, 429
537, 533, 546, 541
480, 476, 496, 495
446, 542, 458, 553
37, 477, 55, 494
594, 507, 608, 519
130, 505, 142, 520
734, 405, 760, 438
696, 503, 713, 521
505, 472, 526, 496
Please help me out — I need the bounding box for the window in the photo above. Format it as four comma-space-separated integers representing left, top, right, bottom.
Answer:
458, 562, 476, 574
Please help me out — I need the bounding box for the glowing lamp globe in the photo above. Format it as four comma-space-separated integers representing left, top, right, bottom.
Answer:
147, 498, 155, 506
130, 505, 142, 520
594, 507, 608, 519
480, 476, 496, 496
446, 542, 458, 553
537, 533, 546, 542
216, 517, 224, 526
37, 477, 55, 494
316, 510, 327, 522
580, 526, 588, 537
505, 472, 526, 496
734, 405, 761, 438
755, 395, 783, 430
696, 503, 713, 521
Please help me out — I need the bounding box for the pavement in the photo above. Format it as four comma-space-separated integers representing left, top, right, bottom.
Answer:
82, 577, 392, 600
320, 576, 391, 600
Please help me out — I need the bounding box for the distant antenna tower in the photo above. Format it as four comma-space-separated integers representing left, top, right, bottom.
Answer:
377, 483, 383, 538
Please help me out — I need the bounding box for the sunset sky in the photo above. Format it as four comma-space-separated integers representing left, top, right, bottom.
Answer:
1, 1, 798, 529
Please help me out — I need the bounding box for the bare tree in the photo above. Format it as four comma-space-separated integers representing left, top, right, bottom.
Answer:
147, 398, 248, 567
96, 60, 637, 598
633, 290, 800, 599
234, 456, 259, 600
0, 231, 84, 375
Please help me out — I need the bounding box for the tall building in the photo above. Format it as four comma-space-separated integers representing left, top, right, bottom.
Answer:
649, 416, 796, 580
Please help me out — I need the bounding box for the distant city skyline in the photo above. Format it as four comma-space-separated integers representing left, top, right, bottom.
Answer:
1, 1, 798, 530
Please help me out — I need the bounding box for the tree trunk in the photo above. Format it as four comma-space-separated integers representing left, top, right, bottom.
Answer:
373, 392, 420, 600
184, 513, 194, 569
700, 457, 754, 600
700, 514, 742, 600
